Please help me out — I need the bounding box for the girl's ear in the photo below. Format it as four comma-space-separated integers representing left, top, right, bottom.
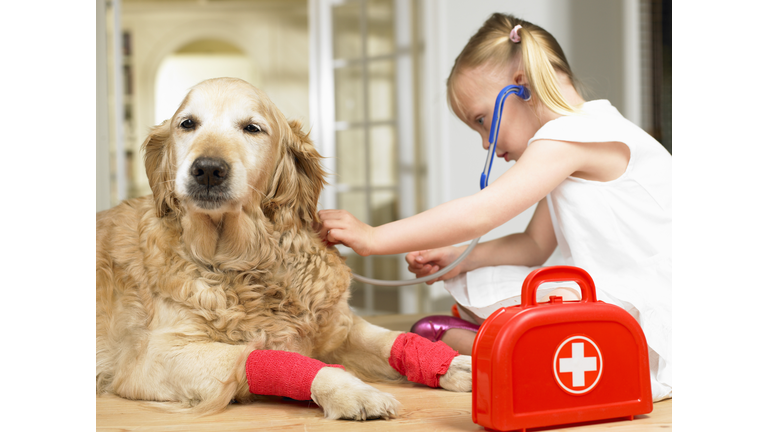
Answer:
263, 119, 328, 228
142, 120, 180, 218
512, 69, 528, 87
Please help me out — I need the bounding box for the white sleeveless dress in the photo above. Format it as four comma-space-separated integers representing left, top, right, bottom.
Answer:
444, 100, 672, 401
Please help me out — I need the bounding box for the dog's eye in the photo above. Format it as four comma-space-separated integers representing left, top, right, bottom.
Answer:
180, 119, 195, 129
244, 124, 262, 134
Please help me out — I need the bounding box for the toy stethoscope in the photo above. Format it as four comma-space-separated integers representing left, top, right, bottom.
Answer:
351, 85, 531, 286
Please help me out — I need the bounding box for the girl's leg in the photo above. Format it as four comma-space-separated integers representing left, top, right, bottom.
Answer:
441, 329, 477, 355
441, 305, 485, 355
547, 287, 581, 301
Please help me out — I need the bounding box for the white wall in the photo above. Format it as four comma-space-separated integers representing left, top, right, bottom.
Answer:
419, 0, 637, 301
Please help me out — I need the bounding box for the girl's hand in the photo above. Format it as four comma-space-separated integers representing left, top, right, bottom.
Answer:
317, 210, 376, 256
405, 246, 466, 285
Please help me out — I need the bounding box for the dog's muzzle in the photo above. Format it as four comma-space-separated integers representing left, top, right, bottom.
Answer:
185, 157, 232, 209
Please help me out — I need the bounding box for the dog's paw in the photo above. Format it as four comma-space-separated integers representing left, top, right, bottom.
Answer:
311, 367, 401, 420
439, 355, 472, 392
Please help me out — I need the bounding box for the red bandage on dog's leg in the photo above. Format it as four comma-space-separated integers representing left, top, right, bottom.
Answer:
245, 350, 344, 400
388, 333, 459, 388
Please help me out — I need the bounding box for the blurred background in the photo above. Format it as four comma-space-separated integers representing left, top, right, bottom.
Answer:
96, 0, 671, 317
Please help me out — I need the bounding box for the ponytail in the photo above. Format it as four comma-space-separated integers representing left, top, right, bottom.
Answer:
516, 25, 578, 116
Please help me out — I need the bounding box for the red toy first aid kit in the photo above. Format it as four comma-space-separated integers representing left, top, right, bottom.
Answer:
472, 266, 652, 431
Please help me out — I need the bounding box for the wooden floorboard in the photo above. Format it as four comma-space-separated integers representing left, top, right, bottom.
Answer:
96, 385, 671, 432
96, 313, 672, 431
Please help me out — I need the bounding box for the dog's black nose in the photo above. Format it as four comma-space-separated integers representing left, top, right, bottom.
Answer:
190, 157, 230, 187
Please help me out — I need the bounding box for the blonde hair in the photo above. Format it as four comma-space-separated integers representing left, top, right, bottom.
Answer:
447, 13, 580, 118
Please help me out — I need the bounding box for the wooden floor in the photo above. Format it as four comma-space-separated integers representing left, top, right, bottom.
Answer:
96, 313, 672, 432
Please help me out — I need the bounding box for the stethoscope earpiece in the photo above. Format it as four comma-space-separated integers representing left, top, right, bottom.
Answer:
517, 85, 532, 101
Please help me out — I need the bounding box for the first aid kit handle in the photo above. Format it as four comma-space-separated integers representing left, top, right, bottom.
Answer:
521, 266, 597, 308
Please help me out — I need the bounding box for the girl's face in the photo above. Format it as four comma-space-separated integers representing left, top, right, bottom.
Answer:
451, 65, 541, 162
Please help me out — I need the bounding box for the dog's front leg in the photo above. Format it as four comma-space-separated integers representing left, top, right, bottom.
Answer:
110, 334, 252, 412
309, 367, 400, 420
323, 315, 472, 392
244, 349, 399, 420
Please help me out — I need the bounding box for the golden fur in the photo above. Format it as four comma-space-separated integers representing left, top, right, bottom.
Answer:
96, 78, 470, 420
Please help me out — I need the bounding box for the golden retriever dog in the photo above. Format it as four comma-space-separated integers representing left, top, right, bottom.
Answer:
96, 77, 471, 420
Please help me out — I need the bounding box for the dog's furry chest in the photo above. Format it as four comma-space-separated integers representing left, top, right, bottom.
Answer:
156, 249, 349, 349
98, 198, 353, 357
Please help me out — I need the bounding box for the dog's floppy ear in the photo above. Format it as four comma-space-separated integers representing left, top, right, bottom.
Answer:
142, 121, 180, 218
264, 119, 328, 227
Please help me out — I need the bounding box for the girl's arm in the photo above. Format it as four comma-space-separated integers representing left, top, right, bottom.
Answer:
462, 196, 557, 268
319, 139, 582, 256
406, 197, 557, 283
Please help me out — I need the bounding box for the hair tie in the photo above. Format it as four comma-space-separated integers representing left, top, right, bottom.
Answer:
510, 25, 522, 43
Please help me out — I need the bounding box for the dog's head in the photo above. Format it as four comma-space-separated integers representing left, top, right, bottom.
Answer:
143, 77, 326, 228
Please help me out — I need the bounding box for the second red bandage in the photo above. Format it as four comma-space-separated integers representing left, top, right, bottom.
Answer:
388, 332, 459, 388
245, 350, 345, 401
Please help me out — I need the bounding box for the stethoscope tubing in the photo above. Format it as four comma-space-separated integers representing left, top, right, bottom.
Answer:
349, 237, 481, 287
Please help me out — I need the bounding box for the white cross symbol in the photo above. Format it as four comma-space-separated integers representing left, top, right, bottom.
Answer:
559, 342, 597, 387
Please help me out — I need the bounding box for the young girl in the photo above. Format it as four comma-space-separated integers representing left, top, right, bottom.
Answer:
317, 13, 671, 402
